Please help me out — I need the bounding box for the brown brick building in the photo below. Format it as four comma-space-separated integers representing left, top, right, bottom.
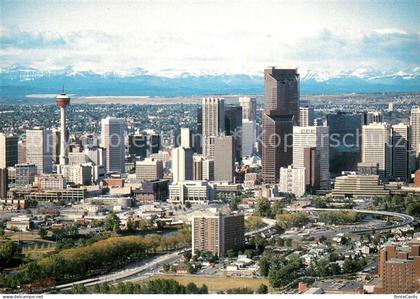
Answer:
375, 242, 420, 294
192, 211, 244, 256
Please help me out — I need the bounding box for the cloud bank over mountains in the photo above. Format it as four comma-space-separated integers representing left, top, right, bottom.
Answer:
1, 0, 418, 98
1, 26, 418, 80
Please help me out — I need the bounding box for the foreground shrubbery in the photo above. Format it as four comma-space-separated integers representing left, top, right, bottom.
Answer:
0, 230, 190, 289
70, 279, 208, 294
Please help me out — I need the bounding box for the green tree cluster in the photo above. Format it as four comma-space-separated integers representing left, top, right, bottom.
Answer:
318, 211, 361, 225
276, 213, 309, 229
71, 279, 208, 294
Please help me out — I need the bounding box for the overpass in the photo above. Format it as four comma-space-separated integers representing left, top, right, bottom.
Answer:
303, 207, 415, 233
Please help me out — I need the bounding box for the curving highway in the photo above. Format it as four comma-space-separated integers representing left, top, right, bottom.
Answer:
303, 207, 415, 234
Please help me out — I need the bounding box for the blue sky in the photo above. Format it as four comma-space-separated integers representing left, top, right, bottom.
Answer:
1, 0, 419, 78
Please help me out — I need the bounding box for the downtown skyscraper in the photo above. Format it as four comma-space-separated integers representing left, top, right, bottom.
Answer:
262, 67, 300, 183
202, 97, 225, 157
101, 117, 126, 174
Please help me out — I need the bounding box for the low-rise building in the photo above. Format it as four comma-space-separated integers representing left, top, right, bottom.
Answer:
330, 174, 390, 198
7, 215, 32, 231
168, 181, 211, 205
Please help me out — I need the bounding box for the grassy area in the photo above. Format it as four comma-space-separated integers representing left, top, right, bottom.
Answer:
5, 231, 41, 241
23, 247, 56, 260
149, 274, 269, 292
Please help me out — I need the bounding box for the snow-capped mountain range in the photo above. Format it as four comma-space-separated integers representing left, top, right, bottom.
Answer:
1, 65, 419, 102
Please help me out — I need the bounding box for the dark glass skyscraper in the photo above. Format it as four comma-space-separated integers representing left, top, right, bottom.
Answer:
327, 112, 363, 177
225, 105, 242, 161
262, 67, 299, 183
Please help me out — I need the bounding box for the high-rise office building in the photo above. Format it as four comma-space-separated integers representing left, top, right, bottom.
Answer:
135, 158, 163, 181
299, 106, 314, 127
144, 130, 161, 155
61, 164, 92, 185
0, 133, 18, 169
202, 158, 215, 181
214, 136, 235, 182
172, 146, 193, 183
361, 123, 392, 180
239, 97, 257, 121
392, 123, 410, 182
293, 126, 330, 190
225, 106, 242, 161
278, 166, 305, 197
101, 117, 125, 173
18, 140, 26, 164
26, 127, 53, 174
202, 98, 225, 157
242, 120, 256, 157
303, 147, 320, 191
365, 111, 383, 124
56, 91, 71, 166
192, 211, 245, 256
84, 146, 107, 182
128, 134, 147, 160
0, 168, 7, 199
196, 107, 203, 154
15, 163, 37, 187
327, 112, 363, 176
193, 156, 204, 180
51, 128, 60, 165
411, 107, 420, 165
262, 67, 299, 183
180, 127, 192, 148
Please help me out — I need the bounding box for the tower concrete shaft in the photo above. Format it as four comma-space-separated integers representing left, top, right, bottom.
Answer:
59, 106, 68, 166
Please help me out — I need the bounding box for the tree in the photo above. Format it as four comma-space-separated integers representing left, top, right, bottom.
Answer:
99, 282, 111, 293
104, 212, 121, 233
268, 256, 301, 288
227, 249, 236, 258
0, 241, 19, 266
244, 249, 253, 259
163, 264, 171, 272
271, 201, 284, 216
185, 201, 192, 209
340, 236, 349, 245
38, 227, 48, 239
406, 202, 420, 217
126, 218, 137, 232
259, 256, 270, 277
257, 284, 268, 294
255, 197, 272, 218
72, 283, 87, 294
276, 213, 309, 230
185, 282, 199, 294
200, 284, 208, 294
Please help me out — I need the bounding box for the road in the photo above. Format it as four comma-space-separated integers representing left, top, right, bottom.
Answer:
282, 207, 415, 240
306, 208, 415, 232
54, 249, 186, 291
245, 217, 277, 237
